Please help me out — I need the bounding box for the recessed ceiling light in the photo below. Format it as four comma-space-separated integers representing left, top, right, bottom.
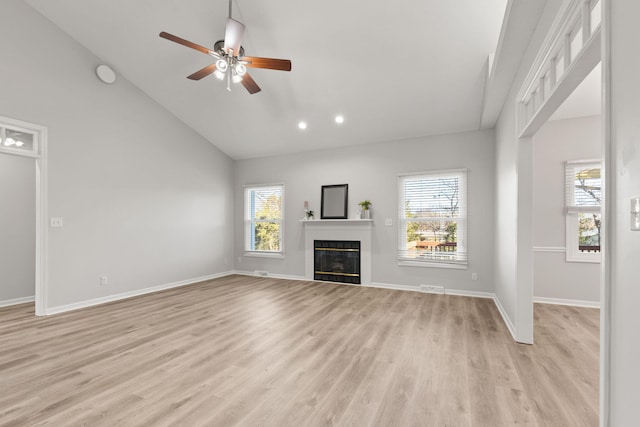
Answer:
335, 115, 344, 124
298, 121, 307, 130
96, 64, 116, 84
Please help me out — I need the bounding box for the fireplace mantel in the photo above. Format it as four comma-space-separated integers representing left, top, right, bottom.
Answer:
300, 219, 372, 224
302, 219, 372, 285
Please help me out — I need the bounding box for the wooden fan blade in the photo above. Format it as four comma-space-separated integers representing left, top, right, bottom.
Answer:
187, 64, 217, 80
159, 31, 218, 57
242, 56, 292, 71
241, 72, 261, 94
223, 18, 245, 56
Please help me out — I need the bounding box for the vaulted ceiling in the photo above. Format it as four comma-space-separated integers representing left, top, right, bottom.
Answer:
26, 0, 511, 159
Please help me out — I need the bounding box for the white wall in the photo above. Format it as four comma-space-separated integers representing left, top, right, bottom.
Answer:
494, 0, 563, 342
0, 0, 234, 311
533, 116, 601, 304
0, 154, 35, 303
607, 0, 640, 423
234, 129, 495, 293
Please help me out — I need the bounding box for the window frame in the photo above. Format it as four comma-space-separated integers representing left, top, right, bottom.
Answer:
0, 123, 39, 158
244, 183, 285, 258
397, 169, 467, 269
565, 160, 601, 263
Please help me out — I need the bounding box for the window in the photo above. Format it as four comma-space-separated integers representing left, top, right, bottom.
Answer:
565, 160, 601, 263
398, 170, 467, 268
244, 184, 284, 256
0, 124, 38, 157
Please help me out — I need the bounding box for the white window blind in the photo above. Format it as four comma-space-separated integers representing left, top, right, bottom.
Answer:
565, 160, 602, 213
398, 170, 467, 267
244, 184, 284, 254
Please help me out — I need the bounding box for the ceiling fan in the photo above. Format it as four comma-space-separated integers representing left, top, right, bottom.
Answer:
159, 0, 292, 94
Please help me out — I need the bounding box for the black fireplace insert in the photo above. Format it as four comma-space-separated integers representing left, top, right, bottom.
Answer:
314, 240, 361, 284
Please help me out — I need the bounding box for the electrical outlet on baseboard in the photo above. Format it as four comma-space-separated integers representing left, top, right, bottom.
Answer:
254, 270, 269, 277
420, 284, 444, 294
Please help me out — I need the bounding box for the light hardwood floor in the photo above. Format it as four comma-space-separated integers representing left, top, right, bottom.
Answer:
0, 276, 599, 426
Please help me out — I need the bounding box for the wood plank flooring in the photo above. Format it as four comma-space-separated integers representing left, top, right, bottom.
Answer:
0, 276, 599, 426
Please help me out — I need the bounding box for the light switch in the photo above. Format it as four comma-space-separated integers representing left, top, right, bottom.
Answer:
50, 217, 63, 228
631, 197, 640, 231
385, 219, 393, 226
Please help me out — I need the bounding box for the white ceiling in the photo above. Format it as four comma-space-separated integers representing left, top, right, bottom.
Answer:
26, 0, 509, 160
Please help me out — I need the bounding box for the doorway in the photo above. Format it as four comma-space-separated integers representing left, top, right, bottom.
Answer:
0, 154, 35, 306
0, 116, 48, 315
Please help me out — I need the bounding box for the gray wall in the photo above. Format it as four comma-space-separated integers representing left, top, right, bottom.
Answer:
533, 116, 601, 304
494, 0, 563, 339
0, 154, 35, 303
608, 0, 640, 422
234, 129, 495, 293
0, 0, 234, 310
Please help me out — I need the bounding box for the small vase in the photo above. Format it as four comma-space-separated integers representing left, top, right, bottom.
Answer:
363, 210, 370, 219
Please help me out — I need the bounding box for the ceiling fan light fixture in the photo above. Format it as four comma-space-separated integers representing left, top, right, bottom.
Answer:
216, 58, 228, 72
234, 63, 246, 76
214, 69, 225, 80
232, 73, 243, 83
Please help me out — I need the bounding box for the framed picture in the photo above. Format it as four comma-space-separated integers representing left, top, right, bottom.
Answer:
321, 184, 348, 219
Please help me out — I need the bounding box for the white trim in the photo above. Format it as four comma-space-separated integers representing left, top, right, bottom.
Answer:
492, 294, 518, 342
368, 281, 423, 293
0, 296, 35, 308
397, 260, 468, 270
601, 0, 611, 424
243, 251, 285, 259
232, 270, 306, 282
445, 289, 495, 299
300, 219, 372, 223
534, 296, 600, 308
533, 246, 567, 253
44, 271, 233, 315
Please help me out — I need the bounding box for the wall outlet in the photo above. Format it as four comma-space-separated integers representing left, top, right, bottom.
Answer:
254, 270, 269, 277
100, 276, 108, 286
50, 217, 64, 227
385, 218, 393, 226
471, 272, 478, 281
420, 284, 444, 294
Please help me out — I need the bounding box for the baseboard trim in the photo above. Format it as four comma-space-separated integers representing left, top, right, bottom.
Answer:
445, 289, 495, 299
492, 295, 518, 341
368, 281, 422, 293
232, 270, 308, 282
45, 271, 234, 315
534, 296, 600, 308
0, 296, 35, 308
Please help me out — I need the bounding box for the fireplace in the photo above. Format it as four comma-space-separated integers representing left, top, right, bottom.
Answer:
314, 240, 361, 284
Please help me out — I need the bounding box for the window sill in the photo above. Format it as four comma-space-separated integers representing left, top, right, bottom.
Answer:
244, 251, 285, 259
565, 256, 601, 264
398, 260, 468, 270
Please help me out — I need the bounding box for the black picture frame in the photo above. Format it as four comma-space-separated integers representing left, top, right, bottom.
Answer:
321, 184, 348, 219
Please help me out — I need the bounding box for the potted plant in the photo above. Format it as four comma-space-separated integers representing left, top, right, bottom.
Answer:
305, 209, 315, 220
358, 200, 372, 219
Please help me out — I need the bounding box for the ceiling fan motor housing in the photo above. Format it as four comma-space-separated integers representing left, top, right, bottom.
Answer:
214, 40, 244, 57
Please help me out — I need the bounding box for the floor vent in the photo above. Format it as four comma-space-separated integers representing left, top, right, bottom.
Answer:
420, 285, 445, 294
